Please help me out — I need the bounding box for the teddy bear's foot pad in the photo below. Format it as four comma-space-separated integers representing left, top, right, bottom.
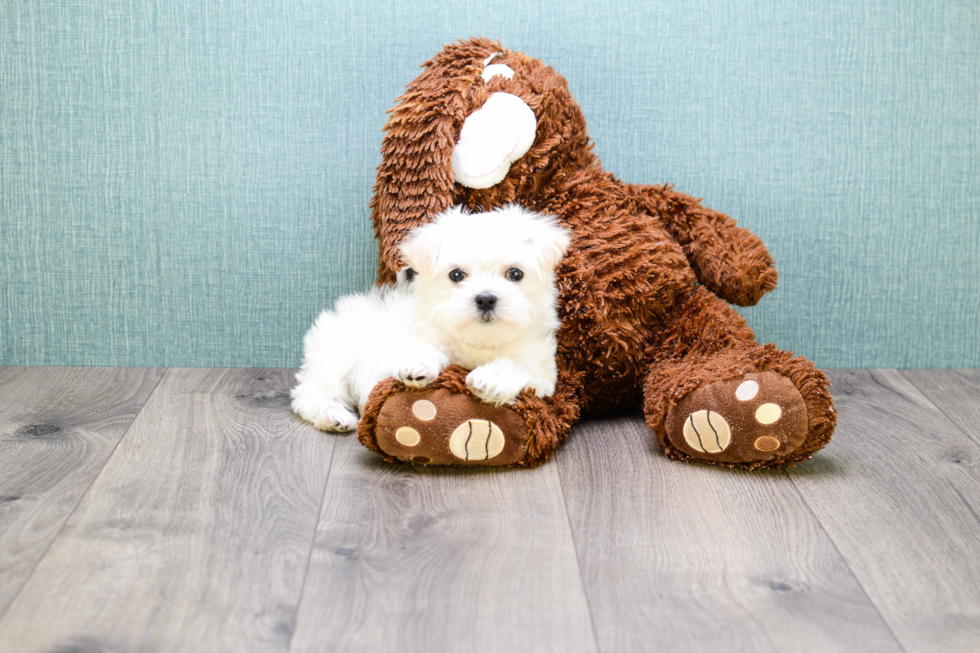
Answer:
665, 372, 807, 464
374, 388, 529, 466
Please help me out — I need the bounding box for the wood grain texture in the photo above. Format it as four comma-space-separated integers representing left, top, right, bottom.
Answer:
556, 414, 901, 653
903, 369, 980, 447
0, 366, 164, 618
788, 369, 980, 652
290, 435, 597, 653
0, 368, 334, 653
2, 367, 979, 652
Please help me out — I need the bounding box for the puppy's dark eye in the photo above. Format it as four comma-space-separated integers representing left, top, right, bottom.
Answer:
506, 268, 524, 282
404, 268, 416, 282
449, 268, 467, 283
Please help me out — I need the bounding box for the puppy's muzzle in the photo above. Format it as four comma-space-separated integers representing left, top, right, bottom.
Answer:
475, 292, 498, 320
451, 93, 537, 189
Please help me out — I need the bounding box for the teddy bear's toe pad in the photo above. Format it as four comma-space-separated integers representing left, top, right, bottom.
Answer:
374, 388, 528, 465
666, 372, 807, 463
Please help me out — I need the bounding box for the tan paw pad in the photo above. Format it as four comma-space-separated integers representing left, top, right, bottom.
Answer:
395, 426, 421, 446
754, 436, 781, 452
755, 403, 782, 424
682, 410, 731, 453
412, 399, 437, 421
449, 420, 505, 461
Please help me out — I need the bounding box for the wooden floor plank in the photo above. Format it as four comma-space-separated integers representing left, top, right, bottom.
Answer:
902, 369, 980, 447
0, 368, 334, 653
557, 414, 901, 653
3, 366, 977, 652
788, 369, 980, 652
0, 366, 164, 618
290, 434, 598, 653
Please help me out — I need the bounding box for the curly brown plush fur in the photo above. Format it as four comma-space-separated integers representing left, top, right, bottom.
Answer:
357, 37, 835, 469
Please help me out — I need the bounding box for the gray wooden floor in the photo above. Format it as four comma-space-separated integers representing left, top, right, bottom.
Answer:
0, 368, 978, 652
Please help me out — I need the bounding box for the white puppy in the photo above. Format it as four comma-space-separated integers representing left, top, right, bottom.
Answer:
291, 204, 570, 432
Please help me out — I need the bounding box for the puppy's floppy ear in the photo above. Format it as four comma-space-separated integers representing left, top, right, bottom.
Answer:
371, 37, 503, 285
525, 213, 571, 270
397, 224, 441, 275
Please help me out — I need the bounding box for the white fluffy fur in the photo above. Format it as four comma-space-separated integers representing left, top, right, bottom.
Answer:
291, 204, 570, 432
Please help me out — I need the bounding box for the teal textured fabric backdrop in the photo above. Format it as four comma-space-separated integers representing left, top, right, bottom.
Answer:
2, 0, 978, 367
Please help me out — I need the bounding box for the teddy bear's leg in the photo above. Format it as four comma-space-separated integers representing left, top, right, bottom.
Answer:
356, 365, 581, 468
643, 287, 836, 468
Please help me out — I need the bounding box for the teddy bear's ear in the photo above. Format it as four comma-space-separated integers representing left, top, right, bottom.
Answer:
371, 38, 503, 285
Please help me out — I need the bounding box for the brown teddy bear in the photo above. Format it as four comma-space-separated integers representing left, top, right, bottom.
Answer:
356, 37, 836, 469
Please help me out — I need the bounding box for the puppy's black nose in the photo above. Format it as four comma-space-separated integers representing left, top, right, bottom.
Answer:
474, 293, 497, 313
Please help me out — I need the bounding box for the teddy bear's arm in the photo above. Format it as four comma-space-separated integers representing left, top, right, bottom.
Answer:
635, 184, 778, 307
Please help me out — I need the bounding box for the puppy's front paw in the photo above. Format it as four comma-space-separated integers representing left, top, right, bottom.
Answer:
395, 345, 449, 388
293, 397, 359, 432
466, 361, 530, 406
317, 402, 359, 432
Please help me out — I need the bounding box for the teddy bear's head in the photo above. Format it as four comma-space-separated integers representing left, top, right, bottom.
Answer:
371, 37, 597, 282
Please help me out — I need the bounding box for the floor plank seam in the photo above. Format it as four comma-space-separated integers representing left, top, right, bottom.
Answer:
0, 367, 169, 627
287, 433, 340, 653
554, 447, 603, 653
782, 468, 909, 653
899, 370, 980, 449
